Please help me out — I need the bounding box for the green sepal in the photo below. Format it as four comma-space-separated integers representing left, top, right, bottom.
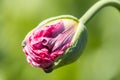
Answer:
53, 22, 87, 69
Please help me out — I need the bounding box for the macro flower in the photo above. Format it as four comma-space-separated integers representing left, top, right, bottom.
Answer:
22, 15, 87, 73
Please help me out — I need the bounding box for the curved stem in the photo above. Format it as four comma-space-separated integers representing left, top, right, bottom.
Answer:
79, 0, 120, 25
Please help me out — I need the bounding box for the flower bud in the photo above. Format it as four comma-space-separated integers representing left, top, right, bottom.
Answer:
22, 15, 87, 73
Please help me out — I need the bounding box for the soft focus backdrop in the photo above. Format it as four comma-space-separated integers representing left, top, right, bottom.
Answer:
0, 0, 120, 80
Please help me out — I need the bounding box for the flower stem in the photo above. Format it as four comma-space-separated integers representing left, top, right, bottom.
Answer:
79, 0, 120, 25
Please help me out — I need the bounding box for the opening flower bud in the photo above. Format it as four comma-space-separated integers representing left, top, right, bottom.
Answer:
22, 15, 87, 73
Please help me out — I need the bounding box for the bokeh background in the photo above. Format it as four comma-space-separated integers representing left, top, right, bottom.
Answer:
0, 0, 120, 80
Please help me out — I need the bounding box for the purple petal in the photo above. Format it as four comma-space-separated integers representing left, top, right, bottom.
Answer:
23, 20, 76, 70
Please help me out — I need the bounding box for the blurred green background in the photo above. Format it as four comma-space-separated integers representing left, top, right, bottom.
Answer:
0, 0, 120, 80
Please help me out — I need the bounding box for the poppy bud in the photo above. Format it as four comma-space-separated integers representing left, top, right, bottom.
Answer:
22, 15, 87, 73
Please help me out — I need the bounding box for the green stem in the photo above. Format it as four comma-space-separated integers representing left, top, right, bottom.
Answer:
79, 0, 120, 25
